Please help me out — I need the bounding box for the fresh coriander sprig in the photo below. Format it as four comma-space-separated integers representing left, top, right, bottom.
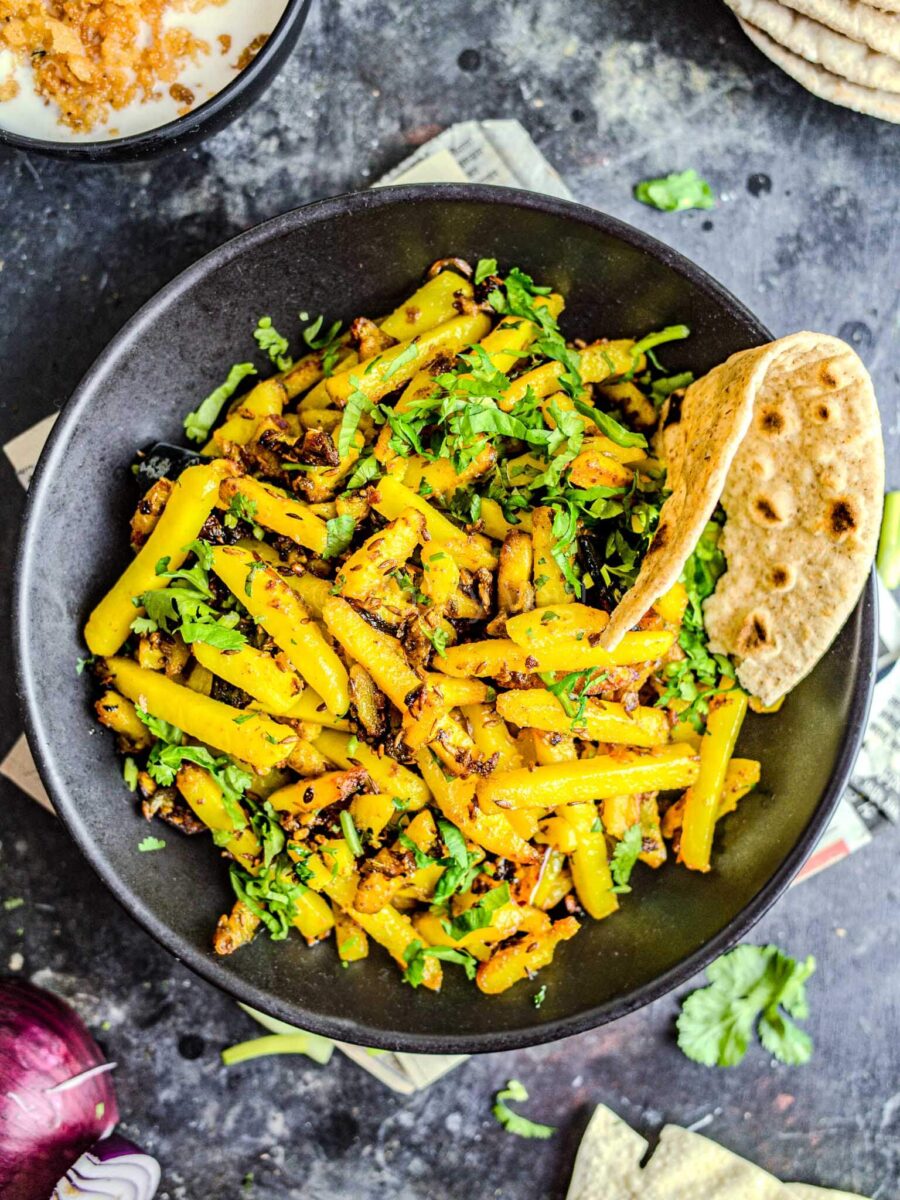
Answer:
677, 944, 816, 1067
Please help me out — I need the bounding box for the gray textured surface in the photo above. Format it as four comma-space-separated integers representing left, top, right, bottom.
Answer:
1, 1, 899, 1197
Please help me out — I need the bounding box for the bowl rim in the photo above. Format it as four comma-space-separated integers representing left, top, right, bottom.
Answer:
13, 182, 878, 1053
0, 0, 310, 160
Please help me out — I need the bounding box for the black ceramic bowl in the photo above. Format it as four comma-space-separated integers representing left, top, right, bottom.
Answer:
0, 0, 310, 163
15, 185, 877, 1052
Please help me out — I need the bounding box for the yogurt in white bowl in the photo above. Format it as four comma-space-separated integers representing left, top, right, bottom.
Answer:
0, 0, 289, 143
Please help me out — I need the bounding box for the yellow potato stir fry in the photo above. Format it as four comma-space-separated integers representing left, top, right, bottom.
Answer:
83, 257, 761, 996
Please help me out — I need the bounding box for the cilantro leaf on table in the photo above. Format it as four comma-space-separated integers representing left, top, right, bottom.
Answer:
677, 944, 816, 1067
634, 169, 715, 213
492, 1080, 556, 1139
184, 362, 257, 443
610, 823, 643, 893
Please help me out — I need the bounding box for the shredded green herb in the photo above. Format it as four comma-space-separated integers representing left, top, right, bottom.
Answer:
492, 1080, 556, 1139
184, 363, 257, 443
254, 316, 293, 371
634, 169, 715, 213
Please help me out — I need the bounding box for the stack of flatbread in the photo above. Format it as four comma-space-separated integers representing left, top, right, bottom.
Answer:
725, 0, 900, 123
567, 1104, 872, 1199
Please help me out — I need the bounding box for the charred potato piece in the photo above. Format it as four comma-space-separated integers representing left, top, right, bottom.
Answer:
130, 477, 174, 551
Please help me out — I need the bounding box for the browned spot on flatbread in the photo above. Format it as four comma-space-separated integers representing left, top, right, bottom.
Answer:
820, 362, 839, 388
753, 496, 781, 524
649, 522, 668, 552
828, 497, 858, 539
758, 407, 784, 434
735, 609, 776, 657
770, 564, 795, 590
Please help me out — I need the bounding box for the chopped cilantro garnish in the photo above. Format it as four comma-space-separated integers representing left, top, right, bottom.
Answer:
532, 985, 547, 1009
136, 714, 254, 831
397, 833, 435, 870
184, 362, 257, 443
122, 756, 139, 793
137, 836, 166, 853
301, 313, 343, 375
345, 453, 382, 491
442, 883, 510, 941
426, 625, 450, 658
656, 519, 734, 729
323, 514, 356, 560
244, 558, 268, 598
254, 316, 293, 371
431, 818, 481, 904
337, 382, 378, 458
610, 823, 643, 893
229, 857, 311, 941
133, 538, 247, 650
224, 492, 261, 534
474, 257, 498, 285
340, 809, 363, 857
540, 668, 603, 727
402, 939, 477, 987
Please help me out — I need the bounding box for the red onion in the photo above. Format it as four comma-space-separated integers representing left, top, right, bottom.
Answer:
53, 1134, 160, 1199
0, 979, 119, 1199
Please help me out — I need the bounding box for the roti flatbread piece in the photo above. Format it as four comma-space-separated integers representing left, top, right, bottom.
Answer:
703, 332, 883, 706
740, 20, 900, 121
598, 342, 779, 650
776, 0, 900, 56
600, 332, 882, 707
726, 0, 900, 92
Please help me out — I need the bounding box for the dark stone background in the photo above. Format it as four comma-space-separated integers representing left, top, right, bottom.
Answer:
1, 1, 898, 1197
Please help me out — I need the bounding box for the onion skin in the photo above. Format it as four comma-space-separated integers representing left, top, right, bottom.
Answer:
0, 980, 119, 1200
